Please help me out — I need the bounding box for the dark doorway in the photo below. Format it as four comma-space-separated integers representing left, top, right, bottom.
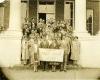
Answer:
38, 13, 46, 23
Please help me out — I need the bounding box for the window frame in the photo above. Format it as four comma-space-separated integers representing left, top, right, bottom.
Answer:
64, 0, 75, 29
86, 9, 94, 35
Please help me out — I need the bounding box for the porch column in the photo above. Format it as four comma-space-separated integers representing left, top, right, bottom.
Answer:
74, 0, 89, 37
8, 0, 22, 37
0, 0, 22, 67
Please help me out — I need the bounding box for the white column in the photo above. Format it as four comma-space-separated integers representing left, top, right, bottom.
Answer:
9, 0, 21, 31
0, 0, 22, 67
74, 0, 89, 37
5, 0, 22, 38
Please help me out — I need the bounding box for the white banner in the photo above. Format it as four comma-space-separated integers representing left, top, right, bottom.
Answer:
39, 48, 64, 62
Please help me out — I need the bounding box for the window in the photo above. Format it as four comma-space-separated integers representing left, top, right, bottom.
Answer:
39, 1, 46, 5
0, 4, 5, 32
64, 1, 75, 28
39, 1, 54, 5
0, 1, 10, 33
0, 6, 4, 26
86, 9, 93, 35
46, 1, 54, 5
38, 0, 55, 23
21, 2, 28, 24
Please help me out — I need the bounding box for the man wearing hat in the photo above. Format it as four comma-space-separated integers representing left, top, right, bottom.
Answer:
34, 37, 39, 72
49, 38, 60, 72
60, 34, 71, 71
39, 35, 49, 71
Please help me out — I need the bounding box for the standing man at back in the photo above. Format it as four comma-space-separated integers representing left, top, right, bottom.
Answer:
39, 35, 49, 71
60, 34, 71, 71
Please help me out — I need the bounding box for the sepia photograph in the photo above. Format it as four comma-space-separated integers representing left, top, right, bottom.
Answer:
0, 0, 100, 80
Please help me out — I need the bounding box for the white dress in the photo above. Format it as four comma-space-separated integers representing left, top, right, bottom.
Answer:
28, 39, 35, 64
71, 40, 80, 60
21, 39, 29, 61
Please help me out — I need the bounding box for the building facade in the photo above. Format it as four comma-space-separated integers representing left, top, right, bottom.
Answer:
0, 0, 100, 68
21, 0, 100, 35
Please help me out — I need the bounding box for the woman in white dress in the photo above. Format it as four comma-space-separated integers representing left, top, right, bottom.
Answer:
71, 36, 80, 65
28, 35, 35, 65
21, 34, 29, 65
33, 38, 39, 72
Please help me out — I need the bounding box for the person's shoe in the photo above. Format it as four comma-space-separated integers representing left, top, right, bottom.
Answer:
60, 69, 63, 72
52, 70, 56, 72
60, 65, 63, 71
63, 68, 67, 72
42, 69, 46, 71
73, 64, 79, 68
34, 70, 38, 72
52, 68, 56, 72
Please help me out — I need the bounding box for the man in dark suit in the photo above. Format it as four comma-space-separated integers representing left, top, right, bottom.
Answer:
39, 35, 49, 71
60, 35, 71, 71
49, 38, 60, 72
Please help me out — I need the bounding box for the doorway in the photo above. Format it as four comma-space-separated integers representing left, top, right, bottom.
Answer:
38, 13, 46, 23
37, 1, 55, 24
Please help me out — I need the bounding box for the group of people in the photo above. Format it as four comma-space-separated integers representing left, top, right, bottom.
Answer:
21, 18, 80, 72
